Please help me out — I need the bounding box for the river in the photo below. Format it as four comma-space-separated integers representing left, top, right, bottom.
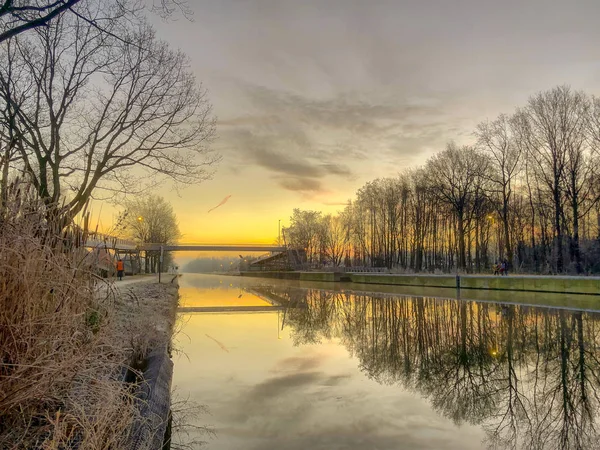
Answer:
172, 273, 600, 450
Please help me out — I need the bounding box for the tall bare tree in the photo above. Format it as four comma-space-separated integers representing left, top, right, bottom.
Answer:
0, 0, 217, 219
320, 213, 348, 266
562, 96, 596, 272
426, 143, 488, 271
476, 114, 522, 265
515, 86, 587, 272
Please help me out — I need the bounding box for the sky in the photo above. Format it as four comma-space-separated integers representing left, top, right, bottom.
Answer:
95, 0, 600, 244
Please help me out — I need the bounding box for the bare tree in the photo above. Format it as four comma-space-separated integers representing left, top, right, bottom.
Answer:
286, 209, 323, 265
562, 96, 596, 273
426, 143, 489, 271
123, 194, 180, 272
0, 0, 83, 43
0, 39, 25, 211
408, 168, 432, 271
475, 113, 522, 266
320, 213, 347, 266
515, 86, 586, 272
0, 0, 191, 43
0, 0, 217, 219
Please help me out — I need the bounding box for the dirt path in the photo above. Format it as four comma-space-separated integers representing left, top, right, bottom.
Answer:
97, 274, 180, 360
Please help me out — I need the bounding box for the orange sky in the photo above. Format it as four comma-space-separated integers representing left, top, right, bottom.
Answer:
92, 180, 354, 244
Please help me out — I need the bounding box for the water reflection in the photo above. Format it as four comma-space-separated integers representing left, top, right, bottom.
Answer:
257, 286, 600, 450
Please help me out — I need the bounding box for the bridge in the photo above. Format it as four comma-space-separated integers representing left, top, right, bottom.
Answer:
84, 234, 138, 250
82, 234, 292, 273
83, 234, 286, 253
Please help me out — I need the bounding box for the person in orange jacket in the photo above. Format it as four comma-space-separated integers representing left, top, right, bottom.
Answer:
116, 259, 124, 281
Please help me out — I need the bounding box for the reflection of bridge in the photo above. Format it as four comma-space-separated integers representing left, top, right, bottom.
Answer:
177, 287, 305, 314
177, 305, 287, 313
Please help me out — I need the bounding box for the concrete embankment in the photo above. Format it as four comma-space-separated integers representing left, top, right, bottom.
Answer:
351, 273, 600, 295
242, 271, 600, 295
241, 271, 343, 282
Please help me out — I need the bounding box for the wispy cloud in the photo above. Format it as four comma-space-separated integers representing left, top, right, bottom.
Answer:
218, 83, 461, 194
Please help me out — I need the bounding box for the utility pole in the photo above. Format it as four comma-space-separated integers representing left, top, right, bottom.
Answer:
159, 245, 163, 283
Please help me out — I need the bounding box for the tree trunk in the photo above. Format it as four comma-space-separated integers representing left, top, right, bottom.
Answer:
0, 145, 9, 214
571, 189, 582, 273
502, 195, 512, 269
458, 212, 466, 271
554, 182, 563, 273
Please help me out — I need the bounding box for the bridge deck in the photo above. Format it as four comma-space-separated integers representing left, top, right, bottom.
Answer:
84, 236, 287, 253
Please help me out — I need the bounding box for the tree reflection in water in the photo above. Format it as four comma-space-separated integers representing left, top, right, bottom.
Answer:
255, 286, 600, 450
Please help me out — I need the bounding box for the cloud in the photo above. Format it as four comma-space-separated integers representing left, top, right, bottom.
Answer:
246, 371, 324, 402
217, 82, 465, 192
221, 127, 354, 193
320, 163, 352, 177
207, 194, 232, 213
271, 354, 327, 372
321, 374, 352, 386
277, 177, 322, 192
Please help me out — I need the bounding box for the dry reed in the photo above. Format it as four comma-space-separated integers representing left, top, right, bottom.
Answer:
0, 181, 144, 449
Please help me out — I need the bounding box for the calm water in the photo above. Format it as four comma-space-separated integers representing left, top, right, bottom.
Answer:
173, 273, 600, 450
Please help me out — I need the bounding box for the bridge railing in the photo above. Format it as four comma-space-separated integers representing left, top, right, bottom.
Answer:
84, 238, 290, 252
85, 232, 137, 249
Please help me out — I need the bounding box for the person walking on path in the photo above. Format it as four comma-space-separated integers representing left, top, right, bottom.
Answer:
493, 261, 500, 276
116, 259, 124, 281
500, 259, 508, 276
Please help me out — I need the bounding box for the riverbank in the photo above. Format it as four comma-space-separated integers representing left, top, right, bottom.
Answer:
241, 271, 342, 282
0, 270, 179, 449
109, 274, 179, 449
241, 271, 600, 295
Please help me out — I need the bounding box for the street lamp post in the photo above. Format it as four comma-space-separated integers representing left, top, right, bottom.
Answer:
278, 219, 281, 247
136, 216, 144, 274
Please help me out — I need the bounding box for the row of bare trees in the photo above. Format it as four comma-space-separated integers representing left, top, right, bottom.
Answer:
286, 86, 600, 274
0, 0, 216, 225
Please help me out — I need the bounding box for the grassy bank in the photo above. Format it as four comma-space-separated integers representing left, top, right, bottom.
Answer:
350, 273, 600, 295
